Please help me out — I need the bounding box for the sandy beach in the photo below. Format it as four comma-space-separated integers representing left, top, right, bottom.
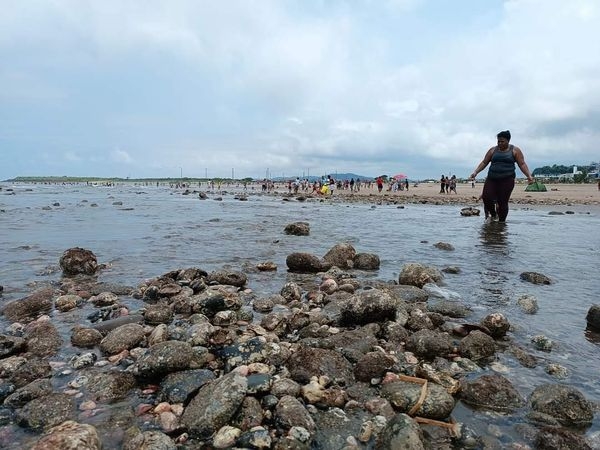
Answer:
327, 182, 600, 207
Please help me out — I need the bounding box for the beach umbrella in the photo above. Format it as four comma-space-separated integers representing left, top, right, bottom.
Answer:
393, 173, 407, 180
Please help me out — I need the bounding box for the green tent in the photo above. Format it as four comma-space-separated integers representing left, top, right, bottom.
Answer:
525, 181, 547, 192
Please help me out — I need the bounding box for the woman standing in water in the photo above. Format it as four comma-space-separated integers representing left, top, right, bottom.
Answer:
470, 130, 534, 222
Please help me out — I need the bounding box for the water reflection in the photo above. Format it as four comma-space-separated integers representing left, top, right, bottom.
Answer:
584, 328, 600, 345
479, 221, 509, 254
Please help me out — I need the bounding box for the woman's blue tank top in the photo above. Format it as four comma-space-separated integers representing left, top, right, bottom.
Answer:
487, 145, 516, 179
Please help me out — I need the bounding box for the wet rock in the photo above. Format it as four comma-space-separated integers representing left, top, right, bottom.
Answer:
427, 300, 472, 318
545, 363, 569, 379
143, 304, 173, 325
159, 369, 216, 404
284, 222, 310, 236
10, 358, 52, 388
354, 352, 396, 382
354, 253, 380, 270
123, 430, 175, 450
86, 371, 136, 403
339, 289, 399, 326
0, 382, 16, 403
193, 289, 243, 317
25, 321, 63, 357
405, 329, 453, 359
520, 271, 552, 285
234, 427, 271, 449
181, 369, 248, 439
232, 396, 264, 430
55, 294, 83, 312
16, 393, 74, 429
531, 334, 553, 351
399, 263, 443, 288
460, 374, 525, 412
535, 426, 592, 450
272, 378, 302, 398
382, 284, 429, 303
132, 340, 194, 378
275, 395, 315, 432
529, 384, 593, 427
89, 292, 118, 307
216, 336, 268, 372
287, 347, 354, 385
480, 313, 510, 338
323, 243, 356, 270
256, 261, 277, 271
324, 324, 380, 360
376, 413, 425, 450
31, 420, 101, 450
281, 282, 302, 302
434, 242, 454, 251
381, 378, 455, 419
59, 247, 98, 276
286, 252, 329, 273
99, 323, 145, 355
381, 322, 410, 345
460, 207, 480, 216
406, 308, 435, 331
207, 270, 248, 287
458, 330, 496, 361
509, 346, 538, 368
91, 314, 144, 334
253, 297, 275, 313
2, 287, 54, 323
586, 304, 600, 331
71, 327, 103, 348
0, 334, 26, 357
70, 352, 97, 369
148, 324, 169, 346
4, 378, 53, 408
517, 294, 539, 314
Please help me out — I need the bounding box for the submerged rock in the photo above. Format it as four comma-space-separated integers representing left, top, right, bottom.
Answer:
528, 384, 593, 427
399, 263, 443, 288
31, 420, 101, 450
460, 374, 525, 412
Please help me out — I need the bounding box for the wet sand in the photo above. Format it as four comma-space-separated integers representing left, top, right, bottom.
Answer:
328, 182, 600, 207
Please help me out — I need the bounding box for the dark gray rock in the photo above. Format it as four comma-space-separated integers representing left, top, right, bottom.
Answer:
0, 334, 26, 358
86, 371, 136, 403
4, 378, 53, 408
535, 426, 592, 450
287, 347, 354, 385
354, 253, 380, 270
284, 222, 310, 236
586, 304, 600, 331
123, 430, 175, 450
143, 304, 173, 325
405, 329, 453, 359
275, 395, 315, 432
2, 287, 54, 323
71, 327, 103, 348
339, 289, 399, 326
207, 270, 248, 287
376, 413, 425, 450
286, 252, 330, 273
458, 330, 496, 361
480, 313, 510, 338
31, 420, 101, 450
16, 393, 74, 429
159, 369, 216, 404
460, 374, 525, 412
354, 352, 395, 382
520, 271, 552, 284
132, 340, 194, 378
9, 358, 52, 388
381, 379, 455, 419
99, 323, 145, 355
59, 247, 98, 276
428, 300, 472, 318
181, 370, 248, 439
529, 384, 593, 427
25, 321, 63, 357
323, 243, 357, 270
399, 263, 443, 288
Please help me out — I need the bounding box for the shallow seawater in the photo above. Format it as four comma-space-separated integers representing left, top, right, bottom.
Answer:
1, 182, 599, 446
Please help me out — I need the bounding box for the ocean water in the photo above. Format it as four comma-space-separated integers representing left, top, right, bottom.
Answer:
1, 182, 599, 444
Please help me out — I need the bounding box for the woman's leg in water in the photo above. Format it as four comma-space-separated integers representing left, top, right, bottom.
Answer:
481, 180, 498, 219
495, 177, 515, 221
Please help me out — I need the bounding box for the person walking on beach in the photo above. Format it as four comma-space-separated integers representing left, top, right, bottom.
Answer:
470, 130, 534, 222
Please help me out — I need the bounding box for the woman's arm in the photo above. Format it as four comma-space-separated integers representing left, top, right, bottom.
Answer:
470, 147, 494, 179
513, 146, 534, 183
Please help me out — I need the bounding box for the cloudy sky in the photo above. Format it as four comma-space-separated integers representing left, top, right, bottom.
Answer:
1, 0, 599, 181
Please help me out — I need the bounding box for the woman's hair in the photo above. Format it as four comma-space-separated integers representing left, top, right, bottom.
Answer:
497, 130, 511, 141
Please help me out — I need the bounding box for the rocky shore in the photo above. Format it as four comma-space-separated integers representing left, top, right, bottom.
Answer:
1, 243, 598, 449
